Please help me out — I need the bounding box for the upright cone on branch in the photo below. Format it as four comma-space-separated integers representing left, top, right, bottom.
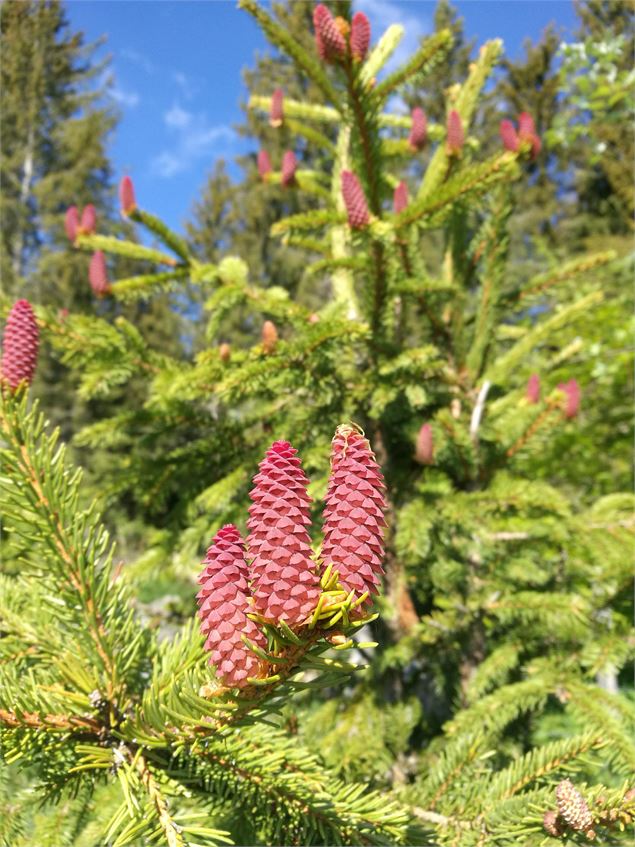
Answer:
261, 319, 278, 354
313, 4, 346, 62
558, 379, 581, 419
415, 423, 434, 465
408, 107, 427, 151
247, 441, 321, 626
281, 150, 297, 187
341, 170, 370, 229
257, 149, 272, 181
499, 119, 520, 152
321, 425, 387, 601
350, 12, 371, 61
219, 343, 231, 363
393, 180, 409, 214
518, 111, 541, 159
80, 204, 97, 235
555, 779, 594, 833
269, 87, 284, 127
65, 206, 79, 243
1, 299, 40, 391
196, 524, 266, 688
89, 251, 110, 297
119, 175, 136, 215
526, 373, 540, 403
446, 109, 464, 156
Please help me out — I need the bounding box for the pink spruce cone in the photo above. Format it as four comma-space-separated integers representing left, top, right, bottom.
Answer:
321, 425, 387, 601
313, 4, 346, 62
350, 12, 371, 61
526, 373, 540, 404
80, 204, 96, 235
1, 300, 39, 391
281, 150, 297, 187
270, 87, 284, 127
558, 379, 581, 419
555, 779, 594, 833
119, 175, 136, 215
518, 111, 541, 159
408, 107, 427, 151
499, 119, 520, 152
261, 319, 278, 354
65, 206, 79, 243
341, 170, 370, 229
257, 149, 272, 181
89, 251, 110, 297
415, 423, 434, 465
393, 180, 409, 214
247, 441, 321, 627
446, 109, 464, 155
197, 524, 266, 688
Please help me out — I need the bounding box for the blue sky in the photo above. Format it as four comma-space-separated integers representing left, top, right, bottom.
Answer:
66, 0, 578, 232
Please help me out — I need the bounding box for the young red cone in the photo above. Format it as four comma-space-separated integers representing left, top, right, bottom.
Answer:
313, 4, 346, 62
526, 373, 540, 404
341, 170, 370, 229
269, 87, 284, 127
65, 206, 79, 243
415, 423, 434, 465
518, 111, 541, 159
257, 150, 272, 181
393, 180, 409, 214
281, 150, 297, 187
89, 251, 110, 297
558, 379, 581, 419
80, 204, 97, 235
247, 441, 321, 627
408, 107, 427, 150
499, 119, 520, 152
262, 319, 278, 354
1, 299, 39, 391
350, 11, 371, 61
197, 524, 266, 688
321, 425, 387, 601
446, 109, 464, 155
119, 175, 136, 215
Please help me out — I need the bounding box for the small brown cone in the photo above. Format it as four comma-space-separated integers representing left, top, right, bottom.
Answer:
219, 343, 231, 362
262, 320, 278, 354
543, 811, 565, 837
556, 779, 594, 833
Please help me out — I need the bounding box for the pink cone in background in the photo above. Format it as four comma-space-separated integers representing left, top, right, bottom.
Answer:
393, 180, 409, 214
408, 107, 427, 151
269, 87, 284, 127
446, 109, 464, 155
65, 206, 79, 243
89, 251, 110, 297
119, 175, 136, 215
518, 112, 541, 159
321, 425, 387, 602
558, 379, 581, 419
350, 11, 371, 61
257, 150, 272, 180
247, 441, 321, 626
415, 423, 434, 465
196, 524, 266, 688
313, 4, 346, 62
341, 170, 370, 229
526, 373, 540, 404
1, 299, 39, 391
80, 204, 96, 235
499, 119, 520, 153
261, 320, 278, 354
281, 150, 297, 187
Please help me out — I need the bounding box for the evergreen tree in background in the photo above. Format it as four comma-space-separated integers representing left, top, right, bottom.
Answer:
1, 1, 634, 844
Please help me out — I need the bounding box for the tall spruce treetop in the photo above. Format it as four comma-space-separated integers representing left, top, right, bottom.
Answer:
1, 1, 634, 845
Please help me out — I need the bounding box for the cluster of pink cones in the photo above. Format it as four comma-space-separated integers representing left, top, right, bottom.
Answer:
195, 425, 387, 688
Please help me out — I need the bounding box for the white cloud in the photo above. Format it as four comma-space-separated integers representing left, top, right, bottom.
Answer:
174, 70, 196, 99
120, 48, 155, 74
356, 0, 431, 72
111, 84, 140, 109
152, 104, 235, 177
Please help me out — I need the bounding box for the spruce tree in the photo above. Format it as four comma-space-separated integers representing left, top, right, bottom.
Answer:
1, 2, 633, 845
